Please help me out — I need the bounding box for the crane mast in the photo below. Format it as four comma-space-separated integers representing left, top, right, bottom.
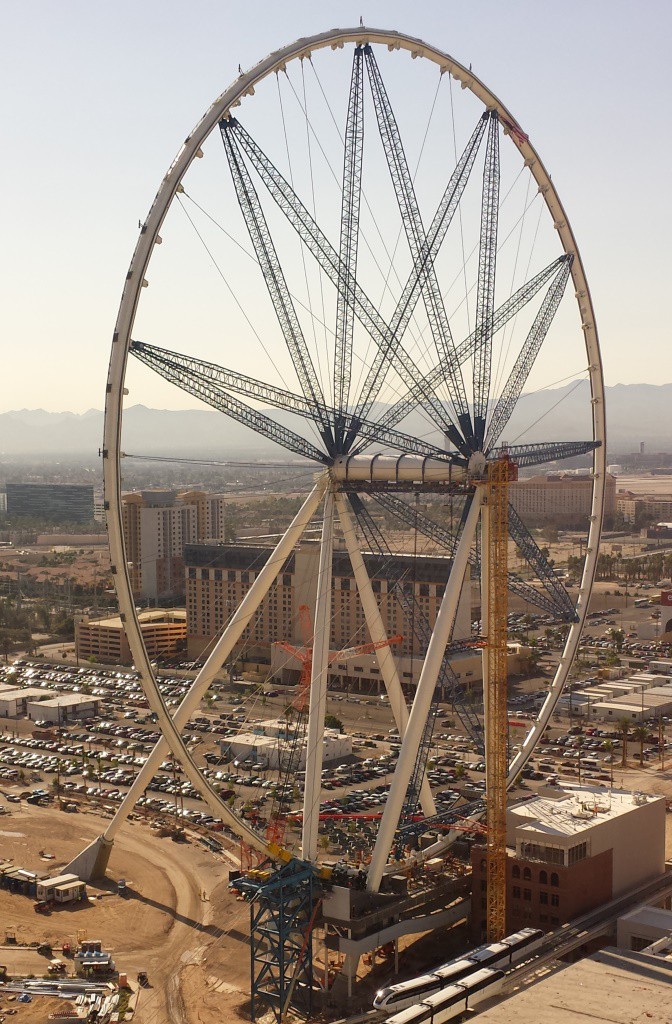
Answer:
483, 455, 516, 940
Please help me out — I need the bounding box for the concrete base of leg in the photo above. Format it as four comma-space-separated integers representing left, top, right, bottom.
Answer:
63, 835, 113, 881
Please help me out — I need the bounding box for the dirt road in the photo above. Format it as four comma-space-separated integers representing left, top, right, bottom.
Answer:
0, 800, 251, 1024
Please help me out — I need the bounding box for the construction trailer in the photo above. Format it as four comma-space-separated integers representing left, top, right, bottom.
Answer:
36, 873, 86, 904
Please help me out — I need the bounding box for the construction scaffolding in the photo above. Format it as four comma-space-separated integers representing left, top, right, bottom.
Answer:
249, 858, 317, 1023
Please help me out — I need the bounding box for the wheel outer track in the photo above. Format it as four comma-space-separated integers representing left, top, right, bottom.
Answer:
103, 26, 606, 869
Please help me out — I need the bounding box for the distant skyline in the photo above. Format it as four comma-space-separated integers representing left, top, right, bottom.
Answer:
3, 0, 671, 414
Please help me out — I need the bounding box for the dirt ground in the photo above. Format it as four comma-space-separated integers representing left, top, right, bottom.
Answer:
0, 799, 252, 1024
2, 763, 672, 1024
0, 993, 72, 1022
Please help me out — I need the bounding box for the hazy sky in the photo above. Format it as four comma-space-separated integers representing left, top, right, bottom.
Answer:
2, 0, 671, 414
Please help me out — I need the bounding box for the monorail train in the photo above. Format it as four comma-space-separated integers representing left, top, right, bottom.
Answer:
373, 928, 543, 1012
386, 968, 505, 1024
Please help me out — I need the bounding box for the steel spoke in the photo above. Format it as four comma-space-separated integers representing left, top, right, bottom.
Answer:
130, 343, 326, 463
473, 111, 500, 449
334, 46, 365, 444
220, 121, 333, 446
485, 256, 573, 450
363, 45, 472, 447
491, 440, 600, 470
130, 340, 456, 461
377, 256, 569, 435
508, 504, 578, 621
227, 116, 487, 448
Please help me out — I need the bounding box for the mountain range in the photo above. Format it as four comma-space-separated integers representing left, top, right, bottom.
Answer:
0, 381, 670, 459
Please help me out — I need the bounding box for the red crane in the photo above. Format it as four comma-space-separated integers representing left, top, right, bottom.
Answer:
275, 604, 402, 713
266, 605, 402, 844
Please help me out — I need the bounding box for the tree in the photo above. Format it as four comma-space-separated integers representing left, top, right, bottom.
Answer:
324, 714, 344, 731
618, 718, 631, 768
519, 649, 541, 677
632, 724, 649, 768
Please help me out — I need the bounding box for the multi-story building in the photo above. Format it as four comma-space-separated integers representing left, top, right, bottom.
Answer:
617, 491, 672, 524
184, 540, 473, 687
93, 492, 106, 524
510, 473, 615, 523
176, 490, 230, 541
470, 786, 665, 939
121, 489, 230, 600
75, 608, 187, 665
6, 483, 94, 523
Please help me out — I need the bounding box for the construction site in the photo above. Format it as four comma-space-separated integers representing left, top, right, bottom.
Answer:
6, 20, 672, 1024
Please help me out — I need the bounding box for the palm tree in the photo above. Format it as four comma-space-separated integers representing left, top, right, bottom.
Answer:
619, 718, 631, 768
602, 740, 615, 788
632, 724, 649, 768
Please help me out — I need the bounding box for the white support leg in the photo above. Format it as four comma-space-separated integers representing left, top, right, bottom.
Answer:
103, 478, 326, 845
334, 492, 435, 817
366, 491, 482, 892
302, 488, 335, 862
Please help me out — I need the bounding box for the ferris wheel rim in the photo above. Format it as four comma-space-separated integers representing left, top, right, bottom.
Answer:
103, 25, 606, 873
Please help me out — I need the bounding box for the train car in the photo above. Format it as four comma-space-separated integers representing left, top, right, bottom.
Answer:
386, 970, 505, 1024
374, 960, 475, 1012
373, 972, 446, 1012
456, 967, 506, 1007
499, 927, 544, 962
374, 928, 542, 1012
431, 959, 481, 985
384, 997, 440, 1024
464, 941, 510, 968
465, 927, 543, 968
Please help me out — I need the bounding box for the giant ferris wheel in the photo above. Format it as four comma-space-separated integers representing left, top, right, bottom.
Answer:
98, 27, 606, 892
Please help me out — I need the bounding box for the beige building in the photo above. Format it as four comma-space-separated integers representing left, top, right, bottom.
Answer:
184, 541, 472, 674
0, 687, 57, 718
75, 609, 187, 665
122, 489, 230, 600
616, 490, 672, 524
26, 694, 100, 724
270, 640, 524, 693
472, 785, 665, 939
176, 490, 230, 541
617, 906, 672, 952
508, 786, 666, 898
510, 472, 615, 522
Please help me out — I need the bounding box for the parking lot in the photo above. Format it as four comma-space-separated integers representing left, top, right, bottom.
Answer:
1, 605, 671, 863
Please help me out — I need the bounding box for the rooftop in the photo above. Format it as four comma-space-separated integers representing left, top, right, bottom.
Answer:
82, 608, 187, 629
475, 947, 672, 1024
510, 786, 662, 839
40, 873, 80, 887
0, 687, 59, 701
29, 694, 100, 708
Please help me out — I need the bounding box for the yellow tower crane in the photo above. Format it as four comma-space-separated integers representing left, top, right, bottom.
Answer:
483, 454, 517, 941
